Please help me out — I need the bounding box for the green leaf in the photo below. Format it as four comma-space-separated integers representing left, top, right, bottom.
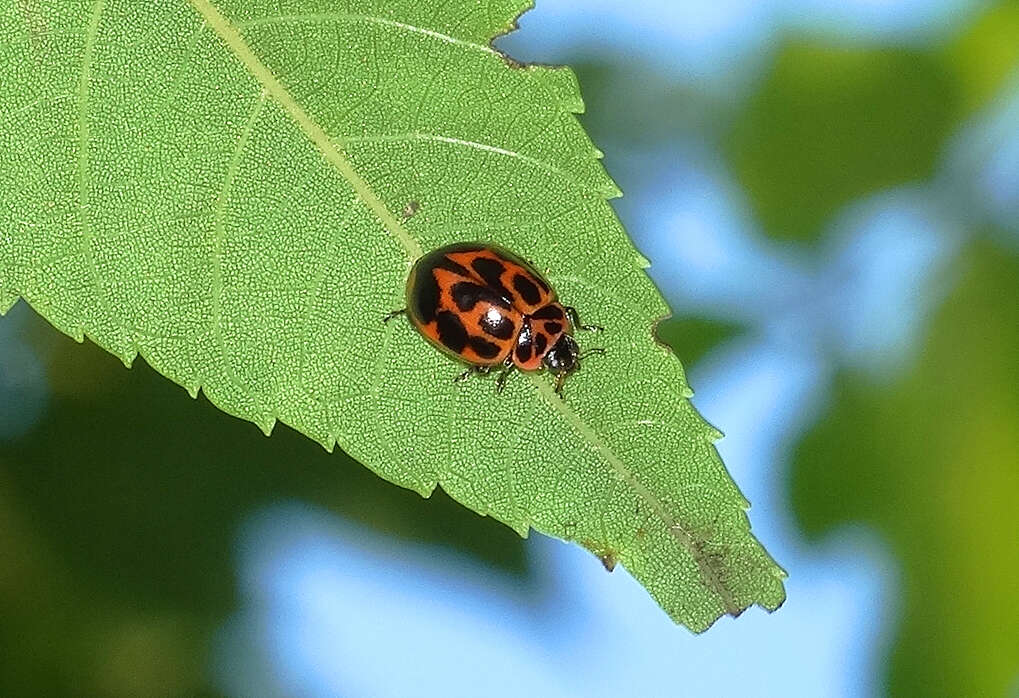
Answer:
0, 0, 784, 630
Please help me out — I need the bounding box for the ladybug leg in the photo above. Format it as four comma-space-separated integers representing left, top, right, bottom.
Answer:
553, 372, 567, 397
453, 365, 491, 383
382, 308, 406, 324
496, 360, 516, 394
578, 347, 607, 361
565, 306, 604, 333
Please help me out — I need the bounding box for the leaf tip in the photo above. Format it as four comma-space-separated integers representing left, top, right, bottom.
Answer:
257, 415, 276, 437
119, 350, 137, 369
415, 480, 440, 500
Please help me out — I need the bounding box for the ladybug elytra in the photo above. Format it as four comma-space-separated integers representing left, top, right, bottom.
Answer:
385, 243, 603, 395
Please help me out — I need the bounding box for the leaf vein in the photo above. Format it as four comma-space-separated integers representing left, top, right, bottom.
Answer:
76, 0, 125, 347
210, 88, 266, 392
295, 198, 360, 403
188, 0, 422, 260
338, 132, 608, 196
236, 12, 498, 58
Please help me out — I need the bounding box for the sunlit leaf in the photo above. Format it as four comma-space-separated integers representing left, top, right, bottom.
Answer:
0, 0, 784, 630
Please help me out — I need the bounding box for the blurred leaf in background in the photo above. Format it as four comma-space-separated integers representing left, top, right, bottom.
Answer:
0, 308, 529, 695
655, 316, 744, 369
946, 1, 1019, 115
791, 241, 1019, 697
728, 43, 959, 245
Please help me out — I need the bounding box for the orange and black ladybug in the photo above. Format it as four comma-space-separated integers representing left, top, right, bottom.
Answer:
385, 243, 603, 395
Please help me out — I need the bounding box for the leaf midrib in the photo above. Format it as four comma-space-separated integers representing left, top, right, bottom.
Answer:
186, 0, 742, 616
190, 0, 422, 260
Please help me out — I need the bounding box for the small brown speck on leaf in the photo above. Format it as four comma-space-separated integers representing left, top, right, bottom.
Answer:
401, 200, 421, 220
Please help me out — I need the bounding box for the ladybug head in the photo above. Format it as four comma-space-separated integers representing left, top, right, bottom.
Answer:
543, 334, 580, 376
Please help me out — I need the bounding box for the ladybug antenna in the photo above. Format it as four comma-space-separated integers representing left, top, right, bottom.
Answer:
578, 347, 606, 363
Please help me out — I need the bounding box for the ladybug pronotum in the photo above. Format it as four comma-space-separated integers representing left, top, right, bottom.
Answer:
385, 242, 603, 395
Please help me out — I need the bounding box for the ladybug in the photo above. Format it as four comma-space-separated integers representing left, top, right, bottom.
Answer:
385, 242, 603, 395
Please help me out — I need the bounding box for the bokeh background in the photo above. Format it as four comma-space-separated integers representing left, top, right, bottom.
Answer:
2, 0, 1018, 695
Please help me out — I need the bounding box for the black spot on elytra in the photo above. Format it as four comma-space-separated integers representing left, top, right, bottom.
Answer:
512, 273, 541, 305
531, 304, 563, 320
515, 331, 533, 363
469, 336, 501, 359
416, 270, 442, 323
471, 257, 512, 300
543, 321, 563, 335
436, 255, 471, 278
436, 310, 467, 353
452, 281, 509, 312
479, 310, 515, 340
534, 332, 548, 356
